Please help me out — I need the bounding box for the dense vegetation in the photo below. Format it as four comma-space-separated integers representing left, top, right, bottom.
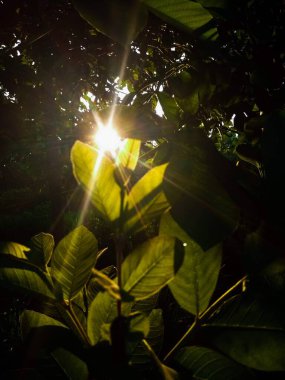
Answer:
0, 0, 285, 379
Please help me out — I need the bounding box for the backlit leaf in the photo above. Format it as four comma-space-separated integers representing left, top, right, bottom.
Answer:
71, 140, 121, 222
51, 225, 98, 301
122, 235, 178, 300
0, 255, 55, 299
160, 212, 221, 315
124, 163, 170, 232
28, 232, 54, 269
144, 0, 217, 40
0, 241, 29, 259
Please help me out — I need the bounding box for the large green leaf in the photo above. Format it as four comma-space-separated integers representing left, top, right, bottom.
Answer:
174, 346, 255, 380
122, 235, 179, 300
144, 0, 217, 40
130, 308, 164, 365
87, 291, 131, 345
124, 163, 170, 232
51, 225, 98, 301
0, 241, 30, 259
204, 292, 285, 371
20, 310, 67, 338
71, 141, 121, 222
163, 130, 239, 250
160, 212, 221, 315
20, 310, 88, 379
0, 255, 55, 299
28, 232, 54, 270
73, 0, 148, 47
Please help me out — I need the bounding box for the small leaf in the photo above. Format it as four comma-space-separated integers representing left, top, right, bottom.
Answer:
0, 255, 55, 299
28, 232, 54, 270
51, 225, 98, 301
0, 241, 30, 259
174, 346, 255, 380
205, 291, 285, 371
86, 265, 117, 304
124, 163, 170, 232
157, 93, 181, 125
144, 0, 217, 40
91, 268, 121, 300
116, 138, 141, 171
160, 212, 222, 315
122, 235, 179, 300
71, 141, 121, 222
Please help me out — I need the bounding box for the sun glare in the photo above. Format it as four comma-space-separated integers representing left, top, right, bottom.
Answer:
94, 123, 123, 158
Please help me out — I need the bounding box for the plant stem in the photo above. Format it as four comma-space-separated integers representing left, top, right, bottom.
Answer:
68, 302, 91, 345
163, 275, 247, 362
115, 187, 126, 317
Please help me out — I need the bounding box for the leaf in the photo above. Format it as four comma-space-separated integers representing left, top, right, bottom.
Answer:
73, 0, 148, 47
0, 255, 55, 299
52, 348, 88, 380
20, 310, 67, 338
0, 241, 30, 259
157, 93, 181, 125
51, 225, 98, 301
204, 291, 285, 371
98, 104, 173, 140
174, 346, 255, 380
20, 310, 88, 379
130, 308, 164, 365
122, 235, 179, 300
142, 339, 180, 379
71, 141, 121, 222
86, 265, 117, 304
91, 268, 121, 300
87, 291, 119, 345
116, 139, 141, 171
163, 130, 239, 250
28, 232, 54, 269
144, 0, 217, 40
160, 212, 222, 315
124, 163, 170, 232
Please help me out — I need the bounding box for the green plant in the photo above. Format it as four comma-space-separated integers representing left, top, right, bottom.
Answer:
1, 1, 285, 379
1, 135, 284, 380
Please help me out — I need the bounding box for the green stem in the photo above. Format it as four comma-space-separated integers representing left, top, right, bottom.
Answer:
116, 187, 126, 317
163, 276, 247, 363
67, 302, 91, 345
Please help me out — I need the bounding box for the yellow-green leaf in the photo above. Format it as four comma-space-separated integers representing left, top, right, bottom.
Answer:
122, 235, 178, 300
124, 163, 170, 232
0, 241, 30, 259
71, 140, 121, 222
51, 225, 98, 301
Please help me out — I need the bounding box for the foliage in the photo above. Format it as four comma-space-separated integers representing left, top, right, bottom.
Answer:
1, 0, 285, 379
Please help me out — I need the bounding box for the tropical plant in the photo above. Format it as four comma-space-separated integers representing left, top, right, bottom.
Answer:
1, 0, 285, 379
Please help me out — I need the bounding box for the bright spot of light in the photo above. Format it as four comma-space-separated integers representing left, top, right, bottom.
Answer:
93, 122, 123, 159
183, 243, 187, 247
